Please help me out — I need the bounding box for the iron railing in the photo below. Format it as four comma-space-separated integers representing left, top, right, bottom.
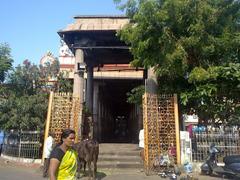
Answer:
2, 131, 42, 159
192, 126, 240, 162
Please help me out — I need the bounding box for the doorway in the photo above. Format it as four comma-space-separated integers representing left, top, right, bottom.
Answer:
98, 79, 142, 143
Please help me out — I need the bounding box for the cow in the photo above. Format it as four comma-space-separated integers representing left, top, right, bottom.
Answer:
73, 139, 99, 180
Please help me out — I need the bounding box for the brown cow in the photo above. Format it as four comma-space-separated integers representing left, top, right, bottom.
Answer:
73, 139, 99, 179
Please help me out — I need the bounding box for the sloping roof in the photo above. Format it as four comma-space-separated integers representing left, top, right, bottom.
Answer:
59, 15, 129, 32
73, 15, 127, 18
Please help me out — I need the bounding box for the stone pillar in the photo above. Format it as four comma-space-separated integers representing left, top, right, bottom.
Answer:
73, 49, 84, 138
145, 67, 158, 94
86, 65, 93, 113
93, 83, 99, 140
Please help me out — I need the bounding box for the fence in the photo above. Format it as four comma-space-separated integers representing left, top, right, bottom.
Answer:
2, 131, 42, 159
192, 126, 240, 162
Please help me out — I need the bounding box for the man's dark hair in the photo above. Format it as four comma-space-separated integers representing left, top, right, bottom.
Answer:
48, 131, 54, 137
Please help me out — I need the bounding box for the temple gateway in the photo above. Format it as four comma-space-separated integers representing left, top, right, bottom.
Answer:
58, 15, 147, 143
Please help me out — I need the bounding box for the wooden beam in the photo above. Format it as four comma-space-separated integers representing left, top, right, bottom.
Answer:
73, 46, 129, 49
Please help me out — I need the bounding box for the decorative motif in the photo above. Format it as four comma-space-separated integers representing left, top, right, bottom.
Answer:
40, 51, 56, 66
59, 41, 74, 57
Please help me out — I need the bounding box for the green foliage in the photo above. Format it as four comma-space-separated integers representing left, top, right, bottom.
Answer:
0, 60, 50, 130
126, 85, 145, 105
114, 0, 140, 18
57, 72, 73, 93
0, 56, 61, 130
116, 0, 240, 124
181, 63, 240, 123
117, 0, 240, 72
0, 45, 73, 130
0, 43, 13, 83
188, 67, 210, 83
0, 94, 48, 130
8, 60, 42, 96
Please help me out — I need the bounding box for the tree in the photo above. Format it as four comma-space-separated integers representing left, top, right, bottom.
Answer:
0, 60, 49, 130
39, 58, 73, 93
57, 72, 73, 93
181, 63, 240, 124
115, 0, 240, 124
0, 43, 13, 83
0, 94, 48, 130
126, 85, 145, 106
0, 56, 74, 130
8, 60, 42, 96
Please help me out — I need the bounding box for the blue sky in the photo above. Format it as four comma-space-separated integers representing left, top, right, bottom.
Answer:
0, 0, 123, 67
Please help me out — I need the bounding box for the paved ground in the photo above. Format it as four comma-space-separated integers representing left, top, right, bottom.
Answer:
0, 157, 228, 180
0, 157, 43, 180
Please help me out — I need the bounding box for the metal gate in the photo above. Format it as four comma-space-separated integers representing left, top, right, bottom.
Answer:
44, 92, 81, 144
143, 93, 180, 174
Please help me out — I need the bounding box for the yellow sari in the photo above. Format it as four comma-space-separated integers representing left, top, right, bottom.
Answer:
57, 149, 78, 180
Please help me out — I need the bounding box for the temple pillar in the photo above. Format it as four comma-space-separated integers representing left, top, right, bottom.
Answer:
86, 65, 94, 113
73, 48, 85, 138
93, 82, 99, 140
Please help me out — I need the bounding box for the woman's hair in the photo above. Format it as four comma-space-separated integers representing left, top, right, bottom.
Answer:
60, 129, 75, 144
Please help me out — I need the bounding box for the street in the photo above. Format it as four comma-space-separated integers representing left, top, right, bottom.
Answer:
0, 157, 227, 180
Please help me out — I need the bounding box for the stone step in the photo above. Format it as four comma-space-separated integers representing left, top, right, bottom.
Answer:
99, 143, 139, 151
98, 154, 141, 162
97, 143, 143, 169
99, 143, 140, 154
100, 151, 140, 156
97, 161, 143, 169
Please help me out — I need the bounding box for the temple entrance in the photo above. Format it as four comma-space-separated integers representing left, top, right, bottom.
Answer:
59, 16, 145, 144
98, 79, 142, 143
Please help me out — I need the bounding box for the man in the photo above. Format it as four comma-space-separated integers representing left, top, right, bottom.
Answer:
139, 129, 144, 161
43, 132, 55, 178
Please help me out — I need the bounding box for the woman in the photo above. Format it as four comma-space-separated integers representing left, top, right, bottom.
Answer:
49, 129, 78, 180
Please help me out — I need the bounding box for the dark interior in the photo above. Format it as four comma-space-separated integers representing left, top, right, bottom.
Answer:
98, 79, 142, 143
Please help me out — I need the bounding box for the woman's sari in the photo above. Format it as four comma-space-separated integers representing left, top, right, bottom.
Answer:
57, 149, 78, 180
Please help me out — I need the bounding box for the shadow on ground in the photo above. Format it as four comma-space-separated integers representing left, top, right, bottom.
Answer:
77, 171, 107, 179
96, 171, 107, 179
